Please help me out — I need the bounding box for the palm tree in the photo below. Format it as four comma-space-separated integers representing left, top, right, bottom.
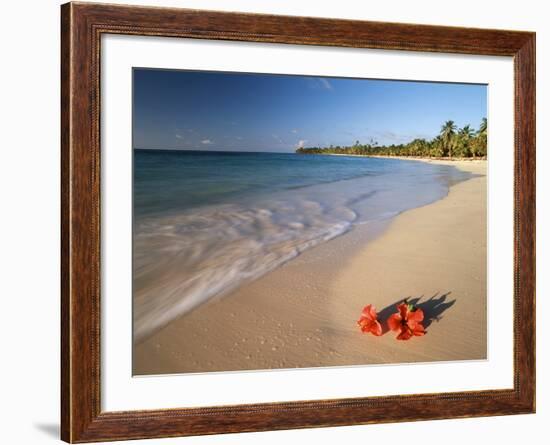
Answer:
459, 124, 474, 139
430, 135, 444, 157
478, 117, 487, 136
474, 118, 488, 159
440, 120, 457, 158
458, 125, 473, 157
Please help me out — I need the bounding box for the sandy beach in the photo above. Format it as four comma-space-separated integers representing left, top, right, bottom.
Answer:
134, 159, 487, 375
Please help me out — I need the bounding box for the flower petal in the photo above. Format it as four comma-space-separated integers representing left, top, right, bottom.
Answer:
371, 320, 383, 336
396, 327, 413, 340
409, 308, 424, 323
387, 313, 402, 331
398, 303, 409, 320
360, 320, 373, 332
361, 304, 377, 321
412, 322, 426, 336
368, 305, 378, 320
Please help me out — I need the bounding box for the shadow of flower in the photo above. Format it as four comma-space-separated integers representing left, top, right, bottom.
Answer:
376, 292, 455, 334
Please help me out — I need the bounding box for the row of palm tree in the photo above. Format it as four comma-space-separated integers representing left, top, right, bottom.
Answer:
296, 118, 487, 159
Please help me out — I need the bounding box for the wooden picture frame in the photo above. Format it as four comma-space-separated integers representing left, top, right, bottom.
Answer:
61, 2, 535, 442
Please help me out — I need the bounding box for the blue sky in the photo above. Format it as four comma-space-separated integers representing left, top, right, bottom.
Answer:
133, 68, 486, 152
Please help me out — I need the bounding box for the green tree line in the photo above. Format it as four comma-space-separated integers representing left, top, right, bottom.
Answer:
296, 118, 487, 159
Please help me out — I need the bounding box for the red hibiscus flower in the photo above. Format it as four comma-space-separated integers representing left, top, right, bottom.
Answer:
388, 302, 426, 340
357, 304, 382, 336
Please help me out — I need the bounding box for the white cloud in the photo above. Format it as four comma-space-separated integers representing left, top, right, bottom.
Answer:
307, 77, 334, 90
318, 78, 333, 90
291, 129, 298, 134
201, 139, 213, 145
295, 139, 307, 149
307, 77, 334, 91
175, 134, 183, 140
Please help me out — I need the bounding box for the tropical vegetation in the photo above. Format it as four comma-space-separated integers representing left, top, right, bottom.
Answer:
296, 118, 487, 159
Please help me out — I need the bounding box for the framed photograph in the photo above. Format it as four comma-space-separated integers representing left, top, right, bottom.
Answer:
61, 2, 535, 442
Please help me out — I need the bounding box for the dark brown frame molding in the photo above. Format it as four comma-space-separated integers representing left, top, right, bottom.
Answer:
61, 2, 536, 442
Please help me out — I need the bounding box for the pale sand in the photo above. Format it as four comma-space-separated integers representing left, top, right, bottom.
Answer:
134, 160, 487, 375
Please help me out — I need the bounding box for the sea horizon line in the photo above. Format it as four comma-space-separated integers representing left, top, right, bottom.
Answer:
134, 147, 296, 154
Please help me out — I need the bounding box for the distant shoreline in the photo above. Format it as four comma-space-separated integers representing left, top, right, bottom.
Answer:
306, 153, 487, 162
